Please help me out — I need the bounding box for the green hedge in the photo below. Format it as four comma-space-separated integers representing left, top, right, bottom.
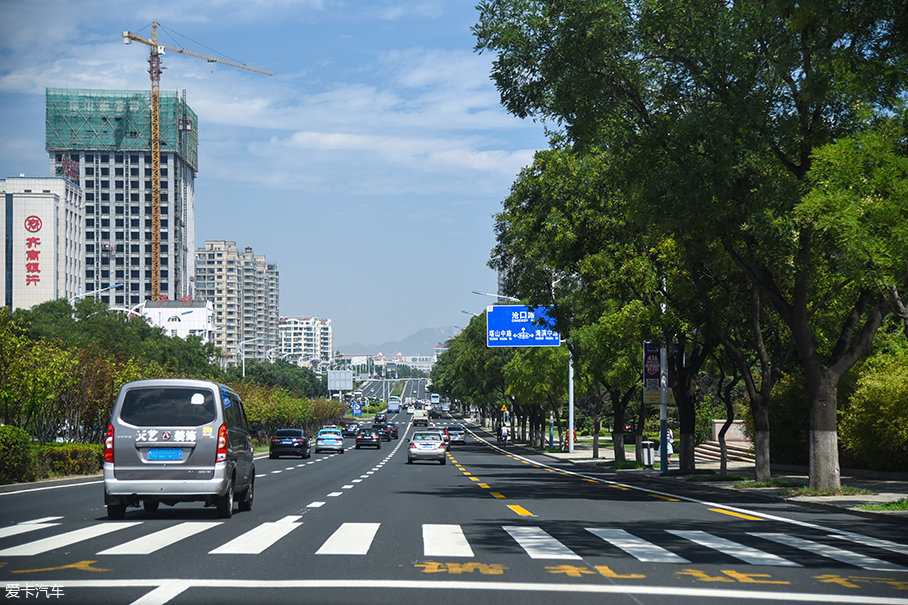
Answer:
0, 425, 36, 484
34, 443, 104, 478
0, 431, 103, 485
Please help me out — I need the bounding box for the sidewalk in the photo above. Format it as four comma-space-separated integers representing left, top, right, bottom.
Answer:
524, 439, 908, 517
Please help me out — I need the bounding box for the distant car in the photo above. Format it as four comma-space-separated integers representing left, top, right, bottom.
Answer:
315, 428, 344, 454
427, 425, 449, 445
406, 406, 414, 414
342, 422, 360, 436
413, 409, 428, 426
269, 429, 311, 459
355, 428, 381, 449
371, 423, 392, 441
385, 422, 399, 439
407, 431, 447, 464
374, 413, 388, 423
446, 425, 466, 445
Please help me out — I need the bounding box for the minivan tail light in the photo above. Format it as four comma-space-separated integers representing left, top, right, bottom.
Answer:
216, 424, 228, 463
104, 424, 115, 463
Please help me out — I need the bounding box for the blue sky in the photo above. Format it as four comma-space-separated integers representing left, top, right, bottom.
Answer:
0, 0, 548, 348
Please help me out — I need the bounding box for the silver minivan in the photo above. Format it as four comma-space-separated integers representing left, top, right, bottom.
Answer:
103, 379, 262, 519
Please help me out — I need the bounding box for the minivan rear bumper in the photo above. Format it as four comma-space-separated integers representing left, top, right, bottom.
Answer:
103, 462, 230, 498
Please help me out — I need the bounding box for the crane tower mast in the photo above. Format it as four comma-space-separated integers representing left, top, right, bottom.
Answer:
122, 21, 272, 301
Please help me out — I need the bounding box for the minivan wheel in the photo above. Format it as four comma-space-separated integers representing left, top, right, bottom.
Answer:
238, 477, 254, 512
217, 478, 234, 518
143, 499, 159, 513
107, 503, 126, 520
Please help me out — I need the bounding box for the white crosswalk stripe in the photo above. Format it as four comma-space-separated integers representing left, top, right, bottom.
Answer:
0, 522, 142, 556
504, 526, 580, 560
750, 532, 907, 572
668, 530, 800, 567
586, 528, 688, 563
99, 522, 221, 555
316, 522, 380, 555
423, 524, 473, 558
210, 516, 302, 555
0, 522, 61, 541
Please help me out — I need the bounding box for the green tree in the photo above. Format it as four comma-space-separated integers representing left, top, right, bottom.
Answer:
475, 0, 908, 488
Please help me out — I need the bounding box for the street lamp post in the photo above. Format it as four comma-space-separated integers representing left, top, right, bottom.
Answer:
239, 335, 266, 378
69, 283, 125, 305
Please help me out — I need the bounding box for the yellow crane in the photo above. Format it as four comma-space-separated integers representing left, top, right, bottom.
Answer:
122, 21, 273, 300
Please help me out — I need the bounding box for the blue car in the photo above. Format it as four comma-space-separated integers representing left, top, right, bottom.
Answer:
315, 428, 345, 454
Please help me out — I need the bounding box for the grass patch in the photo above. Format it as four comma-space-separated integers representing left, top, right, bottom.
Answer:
781, 485, 875, 497
735, 480, 805, 489
857, 498, 908, 511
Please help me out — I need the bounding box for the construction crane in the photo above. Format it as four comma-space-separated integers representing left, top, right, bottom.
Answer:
122, 21, 273, 301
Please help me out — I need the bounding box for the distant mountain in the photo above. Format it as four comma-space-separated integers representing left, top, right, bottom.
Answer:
339, 327, 457, 357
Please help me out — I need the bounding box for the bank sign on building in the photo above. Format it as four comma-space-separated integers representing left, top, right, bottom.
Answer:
1, 177, 84, 309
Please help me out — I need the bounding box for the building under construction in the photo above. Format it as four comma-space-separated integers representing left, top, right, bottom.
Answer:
45, 88, 198, 306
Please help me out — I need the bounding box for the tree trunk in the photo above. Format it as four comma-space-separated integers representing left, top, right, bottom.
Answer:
808, 365, 841, 490
751, 399, 771, 481
592, 414, 601, 459
634, 402, 646, 464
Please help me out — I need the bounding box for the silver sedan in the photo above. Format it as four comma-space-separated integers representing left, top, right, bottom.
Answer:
407, 431, 447, 464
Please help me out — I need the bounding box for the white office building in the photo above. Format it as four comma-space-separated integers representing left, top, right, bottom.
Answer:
1, 176, 84, 310
279, 316, 333, 366
139, 299, 216, 342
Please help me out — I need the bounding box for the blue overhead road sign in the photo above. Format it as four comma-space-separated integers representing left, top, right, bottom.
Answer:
486, 305, 561, 348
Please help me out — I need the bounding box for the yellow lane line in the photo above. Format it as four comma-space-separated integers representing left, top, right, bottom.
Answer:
649, 495, 681, 502
469, 477, 480, 482
507, 504, 534, 516
478, 483, 490, 488
709, 508, 765, 521
583, 478, 598, 483
462, 472, 472, 476
490, 492, 506, 499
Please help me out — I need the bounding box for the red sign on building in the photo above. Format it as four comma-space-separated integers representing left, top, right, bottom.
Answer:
24, 216, 42, 286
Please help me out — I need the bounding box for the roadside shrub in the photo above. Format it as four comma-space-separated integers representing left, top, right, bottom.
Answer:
33, 443, 103, 478
0, 425, 37, 484
839, 352, 908, 471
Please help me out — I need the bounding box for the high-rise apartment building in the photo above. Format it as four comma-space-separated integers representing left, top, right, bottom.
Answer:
195, 241, 279, 366
278, 317, 334, 365
1, 176, 84, 309
45, 88, 198, 306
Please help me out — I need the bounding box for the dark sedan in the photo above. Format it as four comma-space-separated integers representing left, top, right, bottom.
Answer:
371, 423, 392, 441
269, 429, 311, 459
385, 422, 399, 439
355, 428, 382, 449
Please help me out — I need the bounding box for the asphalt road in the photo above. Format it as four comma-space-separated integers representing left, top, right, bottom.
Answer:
1, 412, 906, 605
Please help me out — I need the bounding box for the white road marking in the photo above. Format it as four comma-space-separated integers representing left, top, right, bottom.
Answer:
316, 522, 380, 555
751, 533, 906, 572
503, 526, 580, 560
587, 528, 688, 564
307, 502, 325, 508
99, 522, 221, 555
0, 522, 60, 540
210, 519, 302, 555
0, 522, 142, 556
423, 524, 473, 558
341, 484, 354, 489
668, 530, 799, 566
830, 530, 908, 557
327, 492, 343, 497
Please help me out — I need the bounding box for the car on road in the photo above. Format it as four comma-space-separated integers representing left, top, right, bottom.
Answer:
314, 428, 345, 454
413, 409, 428, 426
342, 422, 360, 436
355, 428, 382, 449
385, 422, 399, 439
446, 425, 466, 445
371, 423, 392, 441
269, 429, 311, 459
374, 413, 388, 423
103, 378, 262, 520
427, 425, 450, 446
407, 431, 447, 464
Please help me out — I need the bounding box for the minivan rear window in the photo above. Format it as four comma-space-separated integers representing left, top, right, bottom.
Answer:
120, 387, 217, 426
